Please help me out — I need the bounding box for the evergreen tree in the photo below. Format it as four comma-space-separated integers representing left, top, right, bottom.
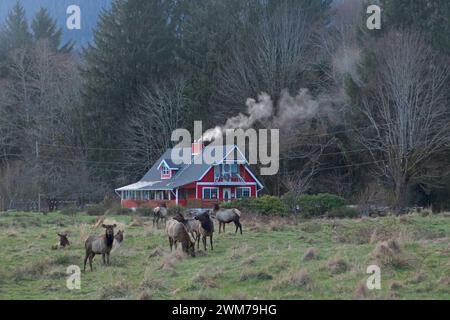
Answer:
382, 0, 450, 54
81, 0, 178, 183
31, 8, 74, 53
1, 1, 32, 52
0, 1, 32, 76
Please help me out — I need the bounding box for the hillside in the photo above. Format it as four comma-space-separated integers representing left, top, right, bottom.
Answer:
0, 211, 449, 299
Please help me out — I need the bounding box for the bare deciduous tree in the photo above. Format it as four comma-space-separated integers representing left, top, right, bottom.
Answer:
124, 78, 189, 178
359, 30, 450, 210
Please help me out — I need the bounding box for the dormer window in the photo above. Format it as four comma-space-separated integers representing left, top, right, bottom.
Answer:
160, 164, 171, 179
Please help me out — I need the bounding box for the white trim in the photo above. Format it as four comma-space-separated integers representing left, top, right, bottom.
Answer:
244, 166, 264, 190
197, 182, 256, 186
218, 145, 249, 165
175, 188, 179, 205
202, 187, 219, 200
157, 159, 179, 171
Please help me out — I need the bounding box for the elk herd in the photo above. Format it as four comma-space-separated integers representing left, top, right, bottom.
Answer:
53, 203, 242, 271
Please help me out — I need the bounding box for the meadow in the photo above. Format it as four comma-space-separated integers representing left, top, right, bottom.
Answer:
0, 211, 449, 300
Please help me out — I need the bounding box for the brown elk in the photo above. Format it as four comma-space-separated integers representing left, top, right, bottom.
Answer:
173, 211, 200, 241
165, 219, 195, 257
194, 211, 214, 251
52, 233, 70, 249
153, 203, 168, 228
212, 204, 242, 234
83, 224, 117, 272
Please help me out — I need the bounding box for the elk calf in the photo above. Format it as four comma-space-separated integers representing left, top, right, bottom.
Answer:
84, 224, 116, 272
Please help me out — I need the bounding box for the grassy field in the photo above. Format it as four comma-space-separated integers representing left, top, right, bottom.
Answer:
0, 211, 449, 300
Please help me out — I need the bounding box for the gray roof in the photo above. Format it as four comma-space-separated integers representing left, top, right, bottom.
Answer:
116, 145, 245, 191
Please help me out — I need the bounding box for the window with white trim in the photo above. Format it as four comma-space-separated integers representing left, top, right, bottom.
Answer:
236, 187, 251, 198
203, 187, 218, 200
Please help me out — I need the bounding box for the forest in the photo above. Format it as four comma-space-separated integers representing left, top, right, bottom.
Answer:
0, 0, 449, 213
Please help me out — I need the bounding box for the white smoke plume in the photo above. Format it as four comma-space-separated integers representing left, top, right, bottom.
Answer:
202, 88, 325, 142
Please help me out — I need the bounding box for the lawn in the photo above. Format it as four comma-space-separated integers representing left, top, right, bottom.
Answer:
0, 211, 449, 300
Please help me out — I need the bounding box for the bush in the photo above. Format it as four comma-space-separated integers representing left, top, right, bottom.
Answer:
168, 205, 184, 216
85, 204, 105, 216
223, 195, 288, 216
135, 206, 153, 216
282, 193, 347, 218
327, 206, 359, 219
115, 207, 133, 215
60, 206, 77, 216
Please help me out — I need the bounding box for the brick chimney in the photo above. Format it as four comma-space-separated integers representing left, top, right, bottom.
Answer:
191, 140, 204, 156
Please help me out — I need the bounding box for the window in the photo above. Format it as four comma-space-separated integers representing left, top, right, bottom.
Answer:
203, 187, 218, 200
236, 187, 251, 199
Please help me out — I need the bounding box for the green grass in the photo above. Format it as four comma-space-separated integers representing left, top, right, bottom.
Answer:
0, 211, 449, 299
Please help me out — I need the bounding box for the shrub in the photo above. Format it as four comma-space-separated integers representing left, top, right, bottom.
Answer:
224, 195, 288, 216
85, 204, 105, 216
292, 193, 347, 218
135, 206, 152, 216
60, 206, 77, 216
116, 207, 133, 215
168, 205, 184, 216
327, 206, 359, 219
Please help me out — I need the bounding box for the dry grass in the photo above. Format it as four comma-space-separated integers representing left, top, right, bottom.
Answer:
270, 268, 313, 291
159, 251, 184, 273
326, 256, 349, 274
129, 219, 143, 227
371, 239, 416, 269
99, 279, 131, 299
13, 258, 54, 281
240, 255, 258, 266
6, 228, 18, 237
355, 282, 367, 299
302, 247, 319, 261
239, 270, 273, 282
149, 246, 164, 258
439, 277, 450, 287
191, 267, 224, 289
390, 281, 404, 291
228, 244, 254, 260
140, 271, 169, 293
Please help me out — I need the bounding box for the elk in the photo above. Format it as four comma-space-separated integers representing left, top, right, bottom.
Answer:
173, 211, 200, 241
153, 203, 168, 228
114, 230, 124, 243
52, 233, 70, 249
212, 204, 242, 234
165, 219, 195, 257
83, 224, 117, 272
194, 211, 214, 251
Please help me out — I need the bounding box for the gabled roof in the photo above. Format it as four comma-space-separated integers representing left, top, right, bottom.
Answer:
115, 145, 263, 191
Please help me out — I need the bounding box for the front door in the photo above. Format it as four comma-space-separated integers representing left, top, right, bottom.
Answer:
223, 188, 232, 202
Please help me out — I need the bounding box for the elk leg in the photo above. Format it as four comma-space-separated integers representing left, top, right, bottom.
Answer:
83, 253, 89, 272
238, 221, 242, 235
89, 253, 94, 272
210, 234, 213, 251
102, 253, 106, 265
107, 253, 110, 265
168, 237, 173, 251
202, 235, 207, 251
223, 223, 225, 233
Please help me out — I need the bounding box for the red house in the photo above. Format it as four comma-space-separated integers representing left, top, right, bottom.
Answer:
115, 143, 264, 209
